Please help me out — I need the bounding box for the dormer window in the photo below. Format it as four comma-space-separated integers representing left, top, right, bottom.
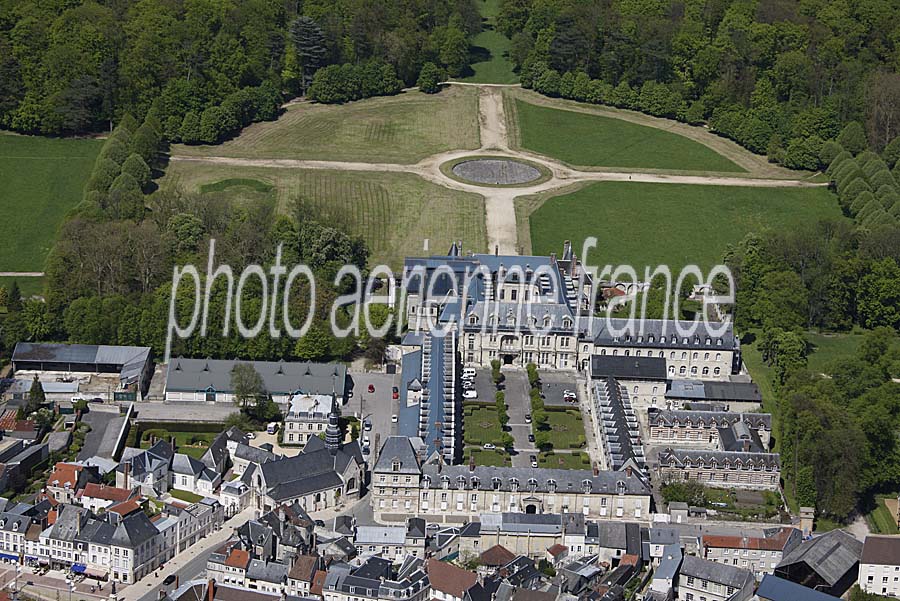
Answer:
422, 476, 431, 489
648, 335, 654, 343
543, 316, 551, 328
468, 315, 478, 325
581, 479, 592, 493
456, 476, 466, 490
547, 479, 557, 493
471, 476, 480, 488
562, 318, 572, 329
492, 477, 502, 491
441, 476, 450, 489
509, 478, 519, 492
12, 522, 18, 531
392, 460, 401, 472
717, 339, 723, 346
527, 478, 538, 490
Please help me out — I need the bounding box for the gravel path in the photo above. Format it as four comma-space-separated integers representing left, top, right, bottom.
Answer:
170, 84, 826, 255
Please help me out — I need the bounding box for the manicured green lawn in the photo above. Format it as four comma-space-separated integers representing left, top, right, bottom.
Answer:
538, 451, 591, 470
163, 162, 486, 270
170, 489, 204, 503
0, 134, 102, 271
524, 181, 843, 272
463, 447, 511, 466
464, 405, 504, 446
866, 495, 900, 534
455, 0, 518, 84
544, 410, 585, 449
175, 87, 479, 164
0, 277, 44, 299
514, 100, 743, 172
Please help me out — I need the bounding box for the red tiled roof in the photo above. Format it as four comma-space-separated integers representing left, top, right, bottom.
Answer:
701, 527, 796, 552
80, 483, 135, 503
14, 420, 35, 432
47, 462, 83, 488
547, 544, 567, 557
310, 570, 327, 596
619, 554, 639, 566
108, 499, 141, 516
224, 549, 250, 569
426, 559, 478, 598
289, 555, 318, 581
479, 544, 516, 566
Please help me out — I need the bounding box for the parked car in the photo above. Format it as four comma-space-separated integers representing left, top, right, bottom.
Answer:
367, 384, 376, 393
530, 455, 538, 468
364, 419, 372, 431
528, 434, 535, 443
483, 443, 496, 450
362, 435, 370, 446
462, 389, 478, 399
163, 575, 177, 586
524, 413, 532, 423
563, 390, 577, 401
362, 445, 370, 456
246, 432, 256, 440
392, 386, 399, 400
391, 414, 398, 423
462, 380, 475, 390
462, 367, 477, 379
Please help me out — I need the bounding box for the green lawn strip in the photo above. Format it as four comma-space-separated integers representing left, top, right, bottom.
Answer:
169, 489, 204, 503
0, 135, 102, 271
514, 99, 743, 172
0, 277, 44, 299
866, 495, 900, 534
199, 178, 274, 194
163, 162, 486, 271
805, 330, 866, 374
454, 0, 518, 84
463, 446, 511, 467
463, 405, 504, 446
524, 181, 843, 272
538, 451, 591, 470
174, 87, 480, 164
543, 409, 586, 449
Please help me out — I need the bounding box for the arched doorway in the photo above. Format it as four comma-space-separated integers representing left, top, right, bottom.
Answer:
503, 354, 514, 365
525, 503, 538, 514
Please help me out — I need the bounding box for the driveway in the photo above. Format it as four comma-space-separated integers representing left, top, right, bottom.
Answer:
501, 370, 537, 467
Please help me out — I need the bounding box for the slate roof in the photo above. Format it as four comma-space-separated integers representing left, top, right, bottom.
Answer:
755, 574, 841, 601
658, 447, 780, 469
666, 380, 761, 403
680, 554, 754, 589
256, 444, 361, 503
373, 436, 422, 474
861, 535, 900, 565
247, 559, 288, 584
234, 443, 277, 465
777, 530, 863, 586
590, 356, 667, 381
593, 378, 644, 471
202, 426, 248, 471
166, 359, 347, 396
649, 409, 771, 430
420, 464, 650, 495
586, 319, 736, 350
117, 440, 173, 478
13, 343, 151, 375
355, 526, 406, 545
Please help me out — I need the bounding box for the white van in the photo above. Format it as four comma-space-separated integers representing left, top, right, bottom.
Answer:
266, 422, 278, 435
462, 367, 477, 379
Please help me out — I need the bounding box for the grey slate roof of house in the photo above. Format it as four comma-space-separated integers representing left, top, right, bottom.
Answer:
373, 436, 422, 474
776, 530, 862, 586
658, 447, 780, 469
590, 356, 667, 381
648, 409, 770, 430
202, 426, 248, 471
12, 343, 151, 380
234, 443, 277, 464
680, 554, 754, 589
247, 559, 288, 584
585, 319, 736, 350
481, 512, 562, 535
666, 380, 761, 403
420, 463, 650, 495
594, 378, 645, 471
255, 443, 361, 503
165, 359, 347, 396
117, 440, 173, 477
756, 574, 841, 601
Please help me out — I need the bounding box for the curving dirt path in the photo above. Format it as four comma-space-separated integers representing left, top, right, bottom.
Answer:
171, 84, 826, 255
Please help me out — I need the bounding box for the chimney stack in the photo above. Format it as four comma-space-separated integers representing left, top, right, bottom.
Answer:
207, 579, 215, 601
469, 455, 476, 472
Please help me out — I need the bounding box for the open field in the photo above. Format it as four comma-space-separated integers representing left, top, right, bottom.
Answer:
866, 495, 900, 534
174, 87, 479, 164
805, 330, 866, 374
0, 277, 45, 299
0, 134, 101, 271
511, 99, 742, 172
519, 181, 843, 272
163, 162, 486, 269
455, 0, 518, 84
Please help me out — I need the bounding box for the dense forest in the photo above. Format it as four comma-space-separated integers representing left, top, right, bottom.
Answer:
0, 0, 480, 136
501, 0, 900, 170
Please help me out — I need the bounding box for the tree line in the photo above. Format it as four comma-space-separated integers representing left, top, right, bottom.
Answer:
0, 0, 481, 136
501, 0, 900, 170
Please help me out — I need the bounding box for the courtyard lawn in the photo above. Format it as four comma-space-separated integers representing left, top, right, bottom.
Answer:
0, 277, 44, 299
463, 447, 511, 467
463, 405, 504, 446
513, 100, 742, 172
0, 134, 102, 271
174, 87, 479, 164
170, 489, 204, 503
521, 181, 843, 272
544, 410, 586, 449
538, 451, 591, 470
455, 0, 518, 84
163, 162, 486, 270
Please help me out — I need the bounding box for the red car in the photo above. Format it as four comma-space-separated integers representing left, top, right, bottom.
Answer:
392, 386, 399, 400
367, 384, 375, 394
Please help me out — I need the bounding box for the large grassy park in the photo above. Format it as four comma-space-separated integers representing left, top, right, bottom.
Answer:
455, 0, 518, 84
175, 87, 480, 164
519, 181, 843, 272
0, 134, 101, 272
510, 99, 744, 172
163, 161, 487, 269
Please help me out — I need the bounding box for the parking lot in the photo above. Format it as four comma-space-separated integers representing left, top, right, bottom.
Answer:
344, 371, 399, 459
540, 371, 581, 407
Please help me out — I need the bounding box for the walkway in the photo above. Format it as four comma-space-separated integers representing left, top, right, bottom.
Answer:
171, 84, 826, 256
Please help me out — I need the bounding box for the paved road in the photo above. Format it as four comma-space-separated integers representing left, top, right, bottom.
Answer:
344, 371, 398, 459
77, 409, 117, 461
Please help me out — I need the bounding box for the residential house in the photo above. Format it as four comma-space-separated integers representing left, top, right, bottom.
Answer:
45, 462, 101, 505
701, 527, 801, 580
171, 453, 221, 497
283, 393, 335, 446
231, 443, 277, 477
245, 559, 288, 594
201, 427, 249, 476
648, 410, 771, 449
755, 574, 841, 601
287, 555, 321, 597
322, 556, 430, 601
208, 547, 251, 587
116, 440, 174, 497
677, 555, 755, 601
426, 558, 478, 601
857, 535, 900, 597
76, 483, 138, 513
